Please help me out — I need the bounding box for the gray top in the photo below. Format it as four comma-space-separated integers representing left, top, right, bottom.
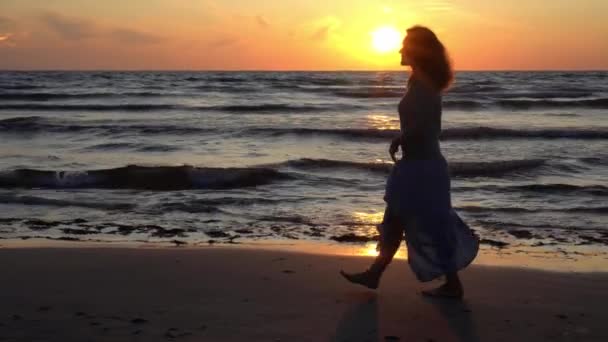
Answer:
398, 78, 443, 160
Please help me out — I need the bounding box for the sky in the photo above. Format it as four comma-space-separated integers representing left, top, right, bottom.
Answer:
0, 0, 607, 70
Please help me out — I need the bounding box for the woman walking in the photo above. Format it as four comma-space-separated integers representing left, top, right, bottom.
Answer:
341, 26, 479, 298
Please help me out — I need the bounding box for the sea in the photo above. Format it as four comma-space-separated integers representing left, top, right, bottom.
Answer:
0, 71, 606, 249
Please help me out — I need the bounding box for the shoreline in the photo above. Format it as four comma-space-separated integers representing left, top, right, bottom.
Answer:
0, 246, 607, 341
2, 237, 607, 273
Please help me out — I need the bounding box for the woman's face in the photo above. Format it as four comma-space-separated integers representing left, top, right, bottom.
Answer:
399, 36, 411, 66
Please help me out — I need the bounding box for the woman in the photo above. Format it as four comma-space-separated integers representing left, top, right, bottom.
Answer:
340, 26, 479, 298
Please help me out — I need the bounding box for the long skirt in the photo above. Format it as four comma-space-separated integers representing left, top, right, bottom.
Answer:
380, 157, 479, 282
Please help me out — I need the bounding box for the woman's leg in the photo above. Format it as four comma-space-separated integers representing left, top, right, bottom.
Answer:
340, 210, 404, 289
422, 272, 464, 298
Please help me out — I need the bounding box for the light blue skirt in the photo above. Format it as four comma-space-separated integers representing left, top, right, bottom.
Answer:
381, 157, 479, 282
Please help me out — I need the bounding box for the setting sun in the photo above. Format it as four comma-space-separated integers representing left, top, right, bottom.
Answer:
371, 26, 402, 54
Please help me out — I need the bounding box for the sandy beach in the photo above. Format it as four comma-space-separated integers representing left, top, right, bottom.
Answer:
1, 246, 607, 341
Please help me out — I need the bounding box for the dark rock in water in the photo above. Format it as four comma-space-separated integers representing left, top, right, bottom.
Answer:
70, 218, 88, 224
52, 237, 81, 242
206, 230, 230, 238
533, 241, 548, 247
24, 219, 61, 230
234, 228, 253, 234
61, 228, 97, 235
580, 235, 608, 245
207, 239, 216, 244
110, 224, 137, 235
171, 240, 186, 246
282, 233, 299, 240
508, 230, 534, 239
151, 227, 187, 238
480, 239, 509, 248
331, 233, 377, 243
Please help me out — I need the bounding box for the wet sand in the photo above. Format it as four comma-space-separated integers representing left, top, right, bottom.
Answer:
0, 247, 607, 341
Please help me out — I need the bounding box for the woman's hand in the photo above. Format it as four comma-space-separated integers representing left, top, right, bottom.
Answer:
389, 135, 402, 163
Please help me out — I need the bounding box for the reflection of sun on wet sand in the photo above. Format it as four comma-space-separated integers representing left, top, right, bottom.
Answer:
0, 246, 606, 341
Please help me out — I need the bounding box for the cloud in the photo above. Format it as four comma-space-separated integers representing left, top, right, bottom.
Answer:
0, 33, 16, 47
256, 15, 269, 28
112, 28, 162, 44
309, 17, 341, 41
40, 11, 97, 40
310, 25, 331, 41
208, 36, 239, 48
38, 11, 163, 45
0, 17, 17, 47
424, 0, 455, 12
0, 16, 16, 31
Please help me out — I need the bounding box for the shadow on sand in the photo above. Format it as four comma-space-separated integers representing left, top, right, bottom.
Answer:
333, 291, 480, 342
333, 292, 378, 342
424, 296, 481, 342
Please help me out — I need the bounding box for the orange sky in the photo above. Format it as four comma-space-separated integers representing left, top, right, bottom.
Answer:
1, 0, 607, 70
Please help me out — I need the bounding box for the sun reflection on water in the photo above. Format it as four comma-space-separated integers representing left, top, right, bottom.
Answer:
366, 114, 399, 130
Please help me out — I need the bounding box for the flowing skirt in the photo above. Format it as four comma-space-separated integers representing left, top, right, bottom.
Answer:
381, 157, 479, 282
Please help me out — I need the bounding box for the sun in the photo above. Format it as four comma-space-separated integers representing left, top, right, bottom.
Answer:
371, 26, 402, 53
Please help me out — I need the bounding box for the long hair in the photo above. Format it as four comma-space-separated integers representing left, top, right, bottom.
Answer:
404, 26, 453, 91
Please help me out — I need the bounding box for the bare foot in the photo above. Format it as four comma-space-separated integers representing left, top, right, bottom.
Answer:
339, 270, 380, 290
421, 283, 464, 299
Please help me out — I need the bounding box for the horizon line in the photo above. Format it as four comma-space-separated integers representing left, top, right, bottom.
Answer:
1, 69, 607, 72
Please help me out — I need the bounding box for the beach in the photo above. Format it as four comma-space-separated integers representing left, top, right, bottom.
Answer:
1, 245, 607, 341
0, 71, 607, 341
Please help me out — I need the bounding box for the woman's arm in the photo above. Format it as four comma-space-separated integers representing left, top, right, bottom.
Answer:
389, 134, 402, 163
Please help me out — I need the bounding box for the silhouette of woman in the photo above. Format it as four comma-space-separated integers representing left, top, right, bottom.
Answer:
341, 26, 479, 298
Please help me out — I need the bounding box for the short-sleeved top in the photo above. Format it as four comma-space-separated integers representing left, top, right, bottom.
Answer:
398, 78, 443, 160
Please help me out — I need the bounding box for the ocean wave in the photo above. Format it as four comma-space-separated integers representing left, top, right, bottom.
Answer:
331, 88, 404, 98
0, 84, 41, 90
0, 92, 173, 101
280, 158, 546, 177
443, 100, 486, 109
430, 97, 608, 110
216, 104, 323, 112
0, 165, 291, 190
0, 104, 181, 111
0, 116, 210, 135
441, 127, 608, 140
449, 159, 546, 177
282, 158, 392, 173
496, 98, 608, 109
245, 126, 608, 140
81, 142, 181, 152
579, 157, 608, 166
247, 127, 398, 139
487, 91, 595, 99
469, 183, 608, 197
0, 194, 134, 210
0, 103, 330, 113
457, 205, 608, 214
